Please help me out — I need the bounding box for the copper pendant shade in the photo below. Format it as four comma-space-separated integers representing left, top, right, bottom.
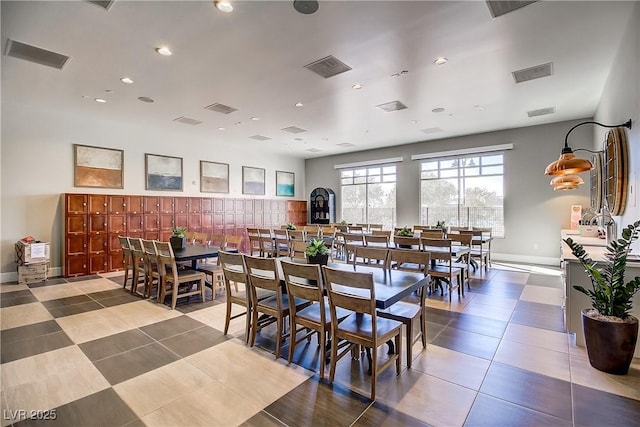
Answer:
544, 119, 632, 178
551, 174, 584, 190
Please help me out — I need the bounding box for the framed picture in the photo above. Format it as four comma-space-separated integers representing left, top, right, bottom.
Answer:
145, 153, 183, 191
200, 161, 229, 193
242, 166, 265, 195
276, 170, 295, 196
74, 144, 123, 188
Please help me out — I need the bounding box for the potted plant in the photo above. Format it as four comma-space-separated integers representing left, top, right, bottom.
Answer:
396, 226, 413, 237
563, 220, 640, 374
170, 226, 187, 250
286, 222, 297, 230
305, 238, 329, 265
436, 220, 446, 231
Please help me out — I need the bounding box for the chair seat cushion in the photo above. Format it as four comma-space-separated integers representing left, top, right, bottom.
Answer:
337, 313, 402, 338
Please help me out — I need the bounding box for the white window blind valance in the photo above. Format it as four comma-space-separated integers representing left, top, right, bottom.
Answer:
411, 143, 513, 161
334, 156, 403, 170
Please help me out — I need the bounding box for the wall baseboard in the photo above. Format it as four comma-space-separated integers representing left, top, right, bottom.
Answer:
1, 267, 62, 284
491, 252, 560, 267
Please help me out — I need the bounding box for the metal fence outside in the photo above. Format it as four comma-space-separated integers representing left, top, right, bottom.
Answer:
420, 206, 504, 237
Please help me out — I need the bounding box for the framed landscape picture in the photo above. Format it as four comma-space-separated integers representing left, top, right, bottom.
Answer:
145, 153, 183, 191
276, 170, 295, 196
74, 144, 123, 188
242, 166, 265, 195
200, 161, 229, 193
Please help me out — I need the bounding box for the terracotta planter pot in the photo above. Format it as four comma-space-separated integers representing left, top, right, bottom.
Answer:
582, 309, 638, 375
308, 254, 329, 266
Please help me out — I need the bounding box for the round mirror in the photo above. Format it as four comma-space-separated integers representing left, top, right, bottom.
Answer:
603, 127, 628, 215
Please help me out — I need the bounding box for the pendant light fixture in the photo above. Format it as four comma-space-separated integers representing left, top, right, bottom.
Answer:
550, 174, 584, 191
544, 119, 632, 176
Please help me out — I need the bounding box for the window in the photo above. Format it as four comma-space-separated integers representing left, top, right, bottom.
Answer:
420, 154, 504, 237
341, 165, 396, 229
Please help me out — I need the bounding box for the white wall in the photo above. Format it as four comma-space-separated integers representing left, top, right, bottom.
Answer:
0, 102, 305, 280
594, 2, 640, 252
305, 120, 594, 265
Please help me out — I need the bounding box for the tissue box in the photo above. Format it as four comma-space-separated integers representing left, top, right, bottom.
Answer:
580, 225, 598, 237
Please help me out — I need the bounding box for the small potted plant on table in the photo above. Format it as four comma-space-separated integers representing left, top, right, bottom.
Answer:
170, 226, 187, 250
306, 238, 329, 265
564, 220, 640, 374
286, 222, 297, 231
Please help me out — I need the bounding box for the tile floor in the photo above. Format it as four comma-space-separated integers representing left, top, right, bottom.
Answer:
1, 261, 640, 426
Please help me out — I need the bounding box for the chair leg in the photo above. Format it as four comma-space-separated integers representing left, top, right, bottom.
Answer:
406, 320, 413, 369
395, 333, 402, 374
287, 318, 296, 366
370, 347, 377, 400
200, 277, 206, 303
329, 329, 338, 384
171, 282, 178, 310
318, 329, 326, 379
275, 315, 283, 359
224, 300, 232, 335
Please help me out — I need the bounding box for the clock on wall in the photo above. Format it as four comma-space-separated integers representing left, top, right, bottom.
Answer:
603, 127, 629, 216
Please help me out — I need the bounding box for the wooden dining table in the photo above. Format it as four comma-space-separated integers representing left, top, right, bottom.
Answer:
172, 245, 223, 270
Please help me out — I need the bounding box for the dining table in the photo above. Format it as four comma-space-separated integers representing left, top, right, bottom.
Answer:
172, 244, 224, 270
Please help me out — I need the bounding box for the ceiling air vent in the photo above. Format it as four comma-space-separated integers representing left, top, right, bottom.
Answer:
486, 1, 537, 18
527, 106, 555, 117
304, 55, 352, 78
377, 101, 408, 113
306, 148, 322, 153
4, 39, 69, 69
173, 116, 202, 125
204, 103, 238, 114
421, 127, 443, 134
282, 126, 307, 134
249, 135, 271, 141
512, 62, 553, 83
336, 143, 356, 147
86, 1, 115, 11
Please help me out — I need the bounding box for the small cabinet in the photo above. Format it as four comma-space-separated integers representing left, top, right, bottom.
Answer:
310, 187, 335, 224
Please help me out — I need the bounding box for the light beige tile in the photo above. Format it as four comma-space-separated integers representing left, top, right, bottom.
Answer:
30, 284, 85, 301
465, 293, 518, 310
494, 339, 570, 382
1, 302, 53, 330
55, 308, 132, 343
141, 379, 263, 427
71, 277, 121, 294
491, 270, 530, 284
185, 339, 312, 406
0, 283, 29, 293
381, 369, 476, 426
186, 303, 247, 338
412, 344, 490, 390
114, 360, 214, 417
503, 323, 569, 354
425, 293, 474, 312
519, 285, 563, 306
461, 301, 514, 322
570, 355, 640, 400
106, 300, 182, 329
100, 271, 126, 278
1, 346, 109, 415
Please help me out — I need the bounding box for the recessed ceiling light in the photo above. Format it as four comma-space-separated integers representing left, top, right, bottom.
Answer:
138, 96, 154, 103
214, 1, 233, 12
400, 70, 408, 75
105, 89, 114, 93
120, 77, 134, 84
434, 57, 448, 65
251, 117, 260, 121
295, 102, 304, 107
391, 73, 400, 78
95, 98, 107, 103
352, 84, 363, 90
218, 127, 225, 131
155, 46, 172, 56
432, 107, 445, 113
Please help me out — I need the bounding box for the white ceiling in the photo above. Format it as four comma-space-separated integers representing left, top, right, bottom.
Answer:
1, 1, 635, 159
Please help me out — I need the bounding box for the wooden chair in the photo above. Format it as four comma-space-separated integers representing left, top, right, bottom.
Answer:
471, 227, 492, 272
281, 260, 350, 378
368, 224, 383, 231
193, 232, 209, 244
348, 225, 364, 233
380, 249, 429, 368
419, 230, 445, 239
118, 236, 133, 292
450, 232, 473, 289
224, 234, 243, 251
352, 246, 389, 269
364, 234, 390, 248
393, 236, 421, 250
196, 236, 225, 300
244, 255, 310, 358
287, 229, 307, 242
421, 238, 463, 302
155, 241, 206, 309
449, 226, 470, 232
246, 227, 262, 256
258, 228, 275, 257
320, 226, 335, 239
371, 229, 391, 237
218, 251, 252, 342
128, 237, 147, 296
303, 225, 320, 239
184, 231, 196, 244
273, 229, 290, 257
141, 239, 161, 299
343, 232, 365, 262
321, 266, 403, 400
290, 240, 308, 259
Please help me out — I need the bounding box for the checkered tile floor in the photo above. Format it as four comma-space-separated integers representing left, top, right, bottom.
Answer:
1, 262, 639, 426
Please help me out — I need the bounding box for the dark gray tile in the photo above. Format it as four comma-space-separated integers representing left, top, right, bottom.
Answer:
354, 401, 432, 426
79, 329, 154, 362
526, 273, 563, 288
93, 342, 180, 385
140, 316, 206, 340
425, 321, 447, 343
1, 320, 61, 344
241, 410, 287, 427
41, 295, 92, 309
27, 277, 68, 288
511, 308, 566, 333
159, 325, 227, 357
464, 393, 572, 426
66, 275, 101, 282
480, 362, 572, 421
264, 377, 372, 425
469, 282, 524, 299
1, 331, 73, 363
573, 383, 640, 426
1, 291, 37, 307
96, 293, 141, 307
431, 326, 500, 360
47, 300, 104, 318
449, 312, 508, 338
424, 307, 458, 326
14, 388, 138, 427
87, 289, 130, 301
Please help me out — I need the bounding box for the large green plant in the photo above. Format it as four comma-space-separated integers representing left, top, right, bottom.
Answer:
564, 220, 640, 318
305, 239, 329, 257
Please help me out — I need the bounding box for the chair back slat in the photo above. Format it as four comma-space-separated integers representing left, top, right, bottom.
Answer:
389, 249, 429, 275
281, 261, 324, 304
244, 255, 280, 293
322, 266, 375, 315
353, 246, 389, 269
